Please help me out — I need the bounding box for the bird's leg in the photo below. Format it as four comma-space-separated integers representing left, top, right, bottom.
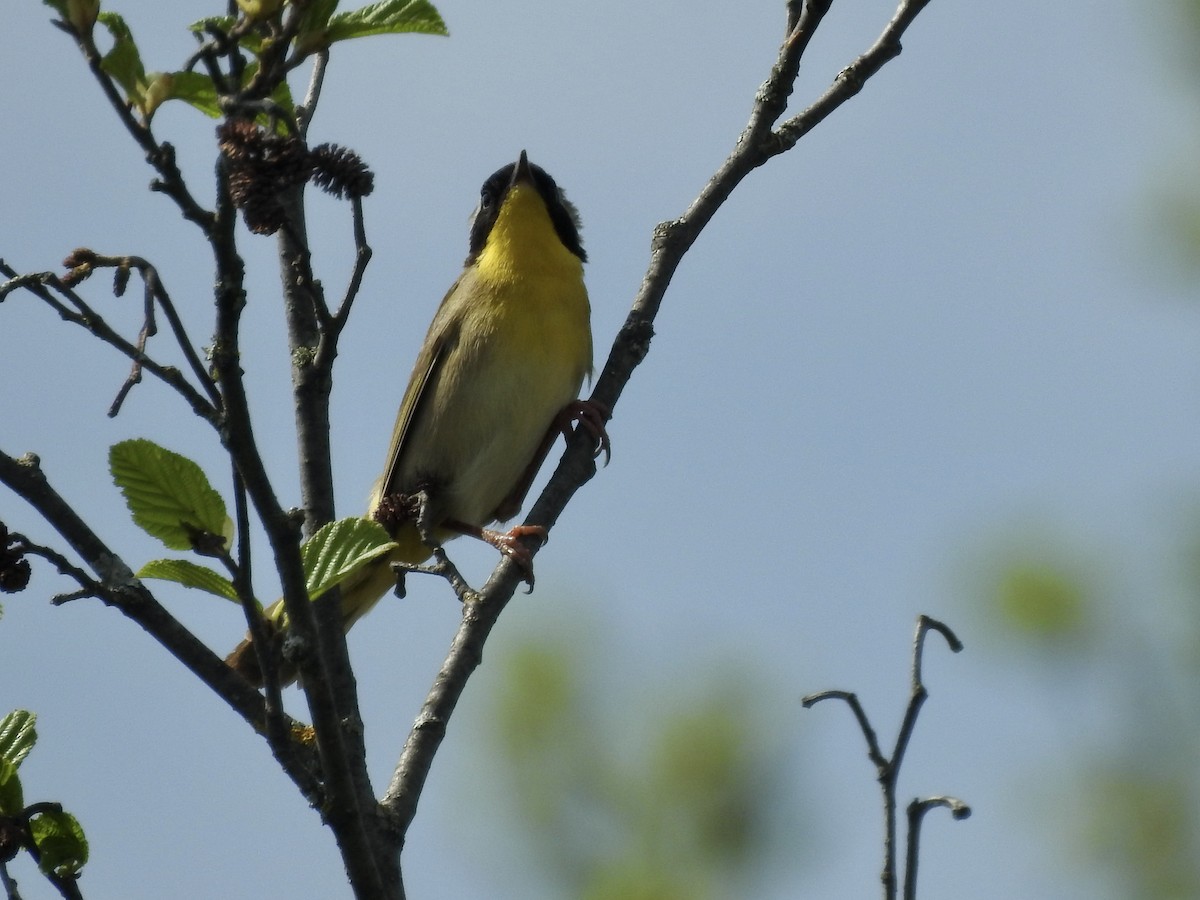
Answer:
376, 489, 543, 588
490, 398, 612, 523
441, 518, 546, 589
373, 488, 448, 598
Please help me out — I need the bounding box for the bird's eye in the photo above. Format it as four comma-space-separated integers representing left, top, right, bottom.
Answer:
479, 189, 494, 211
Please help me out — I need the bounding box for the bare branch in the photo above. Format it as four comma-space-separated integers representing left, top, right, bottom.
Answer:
0, 261, 219, 424
803, 615, 965, 900
0, 860, 24, 900
326, 196, 373, 343
801, 689, 888, 769
770, 0, 933, 155
904, 795, 972, 900
297, 51, 331, 139
380, 564, 519, 831
54, 252, 221, 416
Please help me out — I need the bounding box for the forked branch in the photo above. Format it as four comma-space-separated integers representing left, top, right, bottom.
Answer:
803, 615, 970, 900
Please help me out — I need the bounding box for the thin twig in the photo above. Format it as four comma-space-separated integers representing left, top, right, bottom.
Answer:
0, 261, 219, 425
801, 690, 888, 769
0, 859, 23, 900
769, 0, 934, 155
107, 274, 155, 415
326, 196, 373, 339
227, 467, 297, 770
903, 795, 971, 900
90, 253, 220, 412
297, 50, 330, 139
391, 551, 479, 606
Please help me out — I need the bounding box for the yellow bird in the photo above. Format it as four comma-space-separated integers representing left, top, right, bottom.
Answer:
227, 151, 600, 685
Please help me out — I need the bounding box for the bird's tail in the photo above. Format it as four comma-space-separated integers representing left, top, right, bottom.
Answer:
225, 536, 427, 687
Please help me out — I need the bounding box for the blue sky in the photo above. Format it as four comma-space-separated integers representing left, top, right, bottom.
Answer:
3, 1, 1199, 897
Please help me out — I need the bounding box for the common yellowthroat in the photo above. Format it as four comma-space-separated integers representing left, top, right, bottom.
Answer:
227, 151, 599, 685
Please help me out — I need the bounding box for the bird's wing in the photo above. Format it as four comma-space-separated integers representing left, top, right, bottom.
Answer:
376, 273, 467, 500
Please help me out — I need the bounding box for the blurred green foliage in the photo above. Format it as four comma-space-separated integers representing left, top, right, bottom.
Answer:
482, 632, 792, 900
988, 3, 1200, 891
979, 530, 1200, 898
993, 561, 1086, 642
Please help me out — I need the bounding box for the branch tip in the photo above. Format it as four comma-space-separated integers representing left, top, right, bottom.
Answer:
917, 614, 963, 653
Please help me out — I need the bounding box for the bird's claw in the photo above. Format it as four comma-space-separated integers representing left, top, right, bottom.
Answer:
558, 399, 612, 465
479, 524, 547, 590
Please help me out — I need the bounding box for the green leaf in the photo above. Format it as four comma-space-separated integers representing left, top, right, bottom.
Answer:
137, 559, 240, 603
109, 439, 229, 552
0, 710, 37, 768
267, 73, 296, 122
97, 12, 147, 104
153, 65, 289, 125
165, 70, 222, 119
188, 14, 237, 34
995, 561, 1087, 640
301, 517, 396, 601
0, 759, 23, 816
296, 0, 340, 43
29, 808, 88, 878
41, 0, 70, 15
324, 0, 447, 45
189, 16, 266, 55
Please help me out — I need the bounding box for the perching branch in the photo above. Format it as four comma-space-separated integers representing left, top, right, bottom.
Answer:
382, 0, 940, 841
802, 615, 969, 900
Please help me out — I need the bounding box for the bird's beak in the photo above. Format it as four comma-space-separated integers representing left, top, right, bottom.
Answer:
511, 150, 534, 187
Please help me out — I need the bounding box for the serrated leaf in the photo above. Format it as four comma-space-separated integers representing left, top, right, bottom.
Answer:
138, 559, 240, 603
29, 808, 88, 878
301, 517, 396, 601
109, 439, 229, 552
0, 710, 37, 768
97, 12, 147, 103
0, 759, 23, 816
324, 0, 447, 45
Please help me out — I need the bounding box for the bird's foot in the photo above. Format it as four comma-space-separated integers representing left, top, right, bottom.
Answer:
556, 399, 612, 465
